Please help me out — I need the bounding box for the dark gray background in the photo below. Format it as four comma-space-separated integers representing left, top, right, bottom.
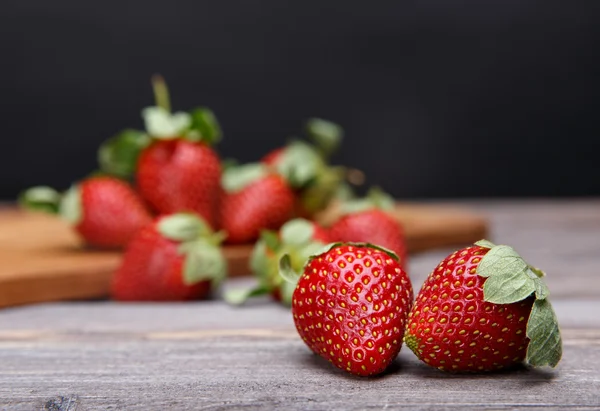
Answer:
1, 0, 599, 200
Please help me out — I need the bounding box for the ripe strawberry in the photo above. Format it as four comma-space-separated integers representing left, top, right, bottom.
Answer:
329, 188, 408, 270
98, 75, 223, 228
137, 138, 221, 227
111, 213, 226, 301
225, 218, 330, 306
20, 176, 152, 248
219, 163, 295, 244
282, 243, 413, 376
404, 240, 562, 372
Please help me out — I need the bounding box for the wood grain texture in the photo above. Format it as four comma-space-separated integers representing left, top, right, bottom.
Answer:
0, 203, 487, 308
1, 199, 599, 410
0, 301, 599, 410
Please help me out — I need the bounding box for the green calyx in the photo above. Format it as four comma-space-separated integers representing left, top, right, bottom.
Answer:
158, 213, 227, 286
299, 166, 346, 215
273, 141, 325, 189
19, 184, 83, 225
19, 186, 62, 214
221, 163, 269, 193
339, 186, 395, 215
231, 219, 325, 306
98, 129, 150, 179
305, 117, 343, 158
475, 239, 562, 368
142, 75, 222, 144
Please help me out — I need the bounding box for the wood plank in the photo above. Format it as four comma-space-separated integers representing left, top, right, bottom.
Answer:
0, 203, 488, 308
0, 300, 599, 410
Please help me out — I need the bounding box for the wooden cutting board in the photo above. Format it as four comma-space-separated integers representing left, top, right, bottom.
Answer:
0, 203, 487, 308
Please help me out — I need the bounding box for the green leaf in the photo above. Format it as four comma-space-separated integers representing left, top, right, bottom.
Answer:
142, 106, 191, 139
476, 245, 528, 278
180, 240, 227, 286
280, 219, 315, 246
526, 299, 562, 368
221, 163, 269, 193
279, 254, 301, 284
97, 129, 150, 179
224, 285, 270, 305
187, 107, 222, 145
482, 271, 536, 304
298, 166, 345, 214
158, 213, 212, 242
274, 141, 324, 189
18, 186, 61, 214
259, 230, 281, 251
305, 118, 343, 158
533, 277, 550, 300
250, 240, 269, 276
474, 239, 496, 249
58, 185, 82, 225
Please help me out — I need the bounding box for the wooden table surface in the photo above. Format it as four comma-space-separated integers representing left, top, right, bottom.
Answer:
1, 199, 599, 410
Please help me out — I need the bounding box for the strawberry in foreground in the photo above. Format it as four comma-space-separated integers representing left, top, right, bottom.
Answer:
281, 243, 413, 376
404, 240, 562, 372
329, 187, 408, 270
99, 75, 223, 228
20, 176, 152, 248
225, 218, 330, 306
219, 163, 295, 244
111, 213, 227, 301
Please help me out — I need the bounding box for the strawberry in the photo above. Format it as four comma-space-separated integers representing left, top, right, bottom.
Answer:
111, 213, 227, 301
98, 75, 223, 228
219, 163, 295, 244
261, 118, 347, 219
20, 176, 152, 248
137, 138, 221, 227
281, 243, 413, 376
329, 187, 408, 270
225, 218, 330, 306
404, 240, 562, 372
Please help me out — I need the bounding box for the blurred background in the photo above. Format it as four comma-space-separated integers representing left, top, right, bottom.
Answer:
1, 0, 599, 200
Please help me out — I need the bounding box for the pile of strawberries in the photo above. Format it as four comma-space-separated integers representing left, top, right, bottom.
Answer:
21, 77, 562, 376
20, 76, 405, 301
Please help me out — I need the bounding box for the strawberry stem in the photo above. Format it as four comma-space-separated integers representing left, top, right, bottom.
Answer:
151, 74, 171, 112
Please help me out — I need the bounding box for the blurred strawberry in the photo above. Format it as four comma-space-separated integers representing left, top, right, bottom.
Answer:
225, 218, 331, 306
111, 212, 227, 301
97, 75, 223, 227
261, 119, 347, 218
20, 176, 152, 248
329, 187, 408, 270
219, 163, 296, 244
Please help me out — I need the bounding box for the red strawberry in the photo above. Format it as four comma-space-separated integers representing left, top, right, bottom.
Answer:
329, 188, 408, 270
404, 240, 562, 372
137, 139, 221, 226
282, 243, 413, 376
20, 176, 152, 248
219, 163, 295, 244
98, 76, 223, 228
111, 213, 226, 301
135, 77, 223, 227
225, 218, 331, 306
